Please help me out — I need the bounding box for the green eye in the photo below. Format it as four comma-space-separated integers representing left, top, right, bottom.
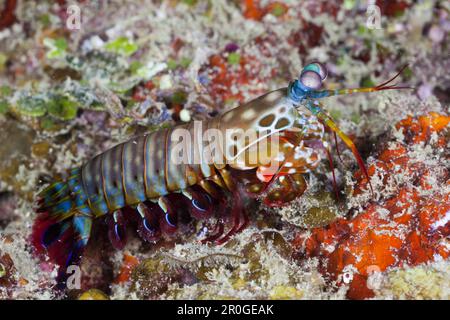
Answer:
302, 62, 327, 80
303, 64, 320, 73
300, 71, 322, 90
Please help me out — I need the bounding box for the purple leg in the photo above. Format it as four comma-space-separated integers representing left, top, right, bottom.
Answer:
183, 187, 214, 220
106, 209, 127, 250
158, 196, 178, 235
215, 190, 245, 245
201, 220, 225, 244
136, 202, 160, 242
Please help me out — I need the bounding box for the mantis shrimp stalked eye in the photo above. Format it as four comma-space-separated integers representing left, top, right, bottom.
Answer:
286, 62, 413, 197
302, 61, 328, 81
299, 70, 322, 90
297, 61, 328, 91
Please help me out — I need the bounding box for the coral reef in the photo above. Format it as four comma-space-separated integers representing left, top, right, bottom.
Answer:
113, 228, 334, 300
293, 112, 450, 299
373, 260, 450, 299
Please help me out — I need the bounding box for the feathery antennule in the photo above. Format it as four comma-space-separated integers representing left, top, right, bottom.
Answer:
310, 102, 374, 197
324, 146, 340, 200
313, 64, 415, 99
333, 132, 346, 167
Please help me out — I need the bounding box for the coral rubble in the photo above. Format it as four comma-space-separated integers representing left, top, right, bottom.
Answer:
0, 0, 448, 300
293, 113, 450, 299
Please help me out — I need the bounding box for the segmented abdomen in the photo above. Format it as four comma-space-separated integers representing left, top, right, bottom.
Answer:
80, 121, 217, 217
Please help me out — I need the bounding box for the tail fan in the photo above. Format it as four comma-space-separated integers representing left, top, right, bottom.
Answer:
31, 171, 93, 286
31, 211, 76, 268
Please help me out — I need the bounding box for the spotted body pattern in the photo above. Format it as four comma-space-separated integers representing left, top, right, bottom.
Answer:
32, 62, 411, 275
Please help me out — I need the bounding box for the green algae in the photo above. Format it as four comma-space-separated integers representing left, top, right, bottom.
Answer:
47, 95, 79, 120
227, 52, 241, 65
43, 37, 68, 59
16, 96, 47, 117
0, 100, 9, 114
0, 263, 5, 278
105, 37, 139, 57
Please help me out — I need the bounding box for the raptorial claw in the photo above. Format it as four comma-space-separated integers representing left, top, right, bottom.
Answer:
264, 173, 307, 207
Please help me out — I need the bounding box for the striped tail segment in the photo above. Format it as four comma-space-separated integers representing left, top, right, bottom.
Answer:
32, 168, 93, 270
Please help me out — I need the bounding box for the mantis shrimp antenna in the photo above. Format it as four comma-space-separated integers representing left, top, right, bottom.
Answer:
296, 64, 415, 197
314, 64, 414, 98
